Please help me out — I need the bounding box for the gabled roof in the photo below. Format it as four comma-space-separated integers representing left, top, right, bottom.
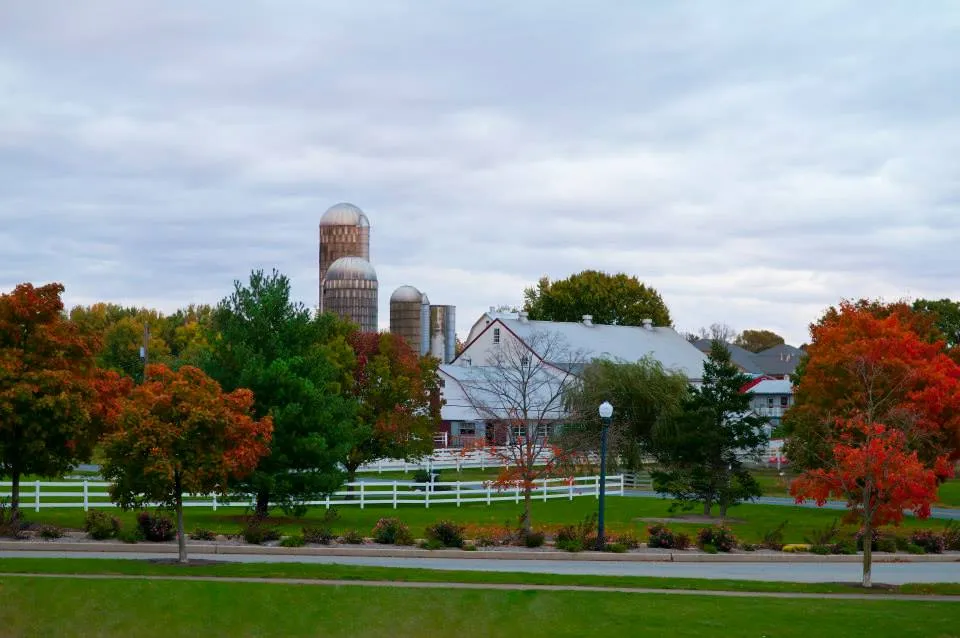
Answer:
466, 315, 707, 381
692, 339, 764, 374
753, 344, 804, 377
748, 378, 793, 395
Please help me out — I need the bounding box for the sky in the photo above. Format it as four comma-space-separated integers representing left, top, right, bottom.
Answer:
2, 1, 958, 345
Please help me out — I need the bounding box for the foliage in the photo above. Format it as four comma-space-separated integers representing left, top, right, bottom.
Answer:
0, 499, 27, 538
555, 538, 583, 552
651, 341, 768, 516
344, 331, 440, 481
697, 526, 737, 552
412, 468, 434, 484
280, 535, 305, 548
372, 517, 414, 545
241, 520, 281, 545
523, 271, 672, 327
339, 529, 365, 544
563, 357, 689, 470
908, 530, 945, 554
419, 538, 446, 550
37, 524, 63, 540
912, 298, 960, 347
136, 511, 176, 542
84, 510, 121, 540
101, 364, 272, 563
425, 520, 466, 548
803, 519, 840, 547
0, 283, 105, 522
760, 520, 789, 551
734, 330, 786, 353
522, 530, 546, 548
470, 525, 515, 547
189, 528, 217, 541
302, 526, 336, 545
645, 524, 690, 550
942, 521, 960, 551
203, 269, 357, 517
117, 527, 144, 543
611, 530, 640, 549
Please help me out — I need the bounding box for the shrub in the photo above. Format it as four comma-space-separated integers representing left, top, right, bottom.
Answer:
280, 535, 305, 548
555, 525, 579, 544
419, 539, 445, 550
372, 518, 413, 545
810, 544, 832, 555
412, 469, 433, 484
0, 499, 27, 539
339, 529, 365, 544
84, 510, 121, 540
906, 543, 926, 555
697, 526, 737, 552
38, 525, 63, 540
783, 544, 811, 553
189, 528, 217, 541
425, 520, 465, 548
241, 521, 281, 545
741, 543, 760, 552
523, 530, 545, 548
116, 527, 144, 544
472, 526, 513, 547
605, 542, 628, 553
701, 543, 718, 554
646, 524, 675, 549
611, 530, 640, 550
854, 527, 899, 552
804, 519, 839, 547
832, 539, 857, 555
302, 526, 336, 545
942, 521, 960, 551
909, 530, 945, 554
136, 511, 175, 542
462, 543, 477, 551
556, 539, 584, 553
761, 520, 789, 551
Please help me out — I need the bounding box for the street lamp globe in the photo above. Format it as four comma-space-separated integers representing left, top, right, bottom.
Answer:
598, 401, 613, 419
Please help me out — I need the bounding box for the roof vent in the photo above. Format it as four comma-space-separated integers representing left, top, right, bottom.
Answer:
582, 315, 593, 327
642, 318, 653, 330
518, 311, 529, 323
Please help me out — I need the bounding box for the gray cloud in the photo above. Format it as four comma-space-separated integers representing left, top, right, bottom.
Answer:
1, 1, 959, 345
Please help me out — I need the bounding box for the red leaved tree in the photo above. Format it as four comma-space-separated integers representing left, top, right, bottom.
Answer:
457, 330, 585, 535
0, 283, 104, 523
102, 364, 272, 563
786, 301, 960, 587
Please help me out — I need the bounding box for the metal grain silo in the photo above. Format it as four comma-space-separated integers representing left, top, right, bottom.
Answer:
322, 257, 378, 332
429, 304, 457, 363
389, 285, 423, 354
318, 202, 370, 310
419, 293, 430, 357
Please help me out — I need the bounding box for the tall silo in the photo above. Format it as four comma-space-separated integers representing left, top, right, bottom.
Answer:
419, 293, 430, 357
318, 202, 370, 310
389, 285, 423, 354
322, 257, 378, 332
429, 304, 457, 363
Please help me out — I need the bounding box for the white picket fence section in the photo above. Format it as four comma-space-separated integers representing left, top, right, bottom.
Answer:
356, 447, 558, 473
0, 475, 624, 512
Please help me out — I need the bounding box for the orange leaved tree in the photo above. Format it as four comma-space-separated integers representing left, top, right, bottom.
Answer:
102, 364, 272, 563
0, 283, 103, 524
786, 300, 960, 587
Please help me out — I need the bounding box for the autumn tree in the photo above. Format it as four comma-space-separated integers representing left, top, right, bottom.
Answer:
523, 271, 672, 327
651, 341, 768, 516
563, 357, 689, 471
696, 322, 737, 343
203, 270, 357, 517
458, 330, 584, 534
734, 329, 785, 353
344, 331, 441, 482
0, 283, 103, 523
913, 298, 960, 347
102, 365, 272, 563
785, 301, 960, 587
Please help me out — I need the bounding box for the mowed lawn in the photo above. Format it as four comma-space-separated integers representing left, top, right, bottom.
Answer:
14, 493, 958, 545
0, 576, 957, 638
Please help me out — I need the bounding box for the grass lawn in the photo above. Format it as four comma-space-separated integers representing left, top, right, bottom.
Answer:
0, 576, 956, 638
12, 494, 957, 545
937, 479, 960, 508
0, 558, 957, 597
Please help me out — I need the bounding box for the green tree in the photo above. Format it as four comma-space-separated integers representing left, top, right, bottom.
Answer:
734, 329, 785, 353
651, 341, 768, 516
563, 357, 689, 470
913, 298, 960, 347
344, 331, 441, 482
203, 270, 358, 517
523, 271, 671, 327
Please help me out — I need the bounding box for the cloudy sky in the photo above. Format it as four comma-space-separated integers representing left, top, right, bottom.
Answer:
2, 2, 958, 344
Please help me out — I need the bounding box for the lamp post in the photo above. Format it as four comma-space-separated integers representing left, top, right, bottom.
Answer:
597, 400, 613, 550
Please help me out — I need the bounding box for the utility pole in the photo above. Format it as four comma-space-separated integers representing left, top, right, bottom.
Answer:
140, 322, 150, 382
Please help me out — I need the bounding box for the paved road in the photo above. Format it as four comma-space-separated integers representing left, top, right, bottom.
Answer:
2, 550, 958, 584
2, 572, 958, 601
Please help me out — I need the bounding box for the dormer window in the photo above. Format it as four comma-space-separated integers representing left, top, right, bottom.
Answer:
493, 328, 501, 344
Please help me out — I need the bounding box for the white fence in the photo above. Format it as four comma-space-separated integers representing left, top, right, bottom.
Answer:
0, 475, 624, 512
356, 447, 557, 473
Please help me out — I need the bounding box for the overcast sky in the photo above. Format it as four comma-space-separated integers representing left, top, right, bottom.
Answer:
2, 2, 958, 345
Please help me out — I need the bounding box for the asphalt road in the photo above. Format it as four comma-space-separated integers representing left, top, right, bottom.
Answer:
2, 550, 958, 584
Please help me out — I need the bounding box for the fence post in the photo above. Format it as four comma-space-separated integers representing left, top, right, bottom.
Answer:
515, 484, 519, 504
378, 459, 383, 474
425, 484, 430, 509
393, 481, 398, 509
83, 480, 89, 511
595, 475, 600, 499
480, 454, 485, 471
456, 482, 461, 507
212, 493, 218, 512
35, 480, 40, 512
456, 456, 461, 473
619, 474, 625, 495
325, 491, 331, 509
569, 479, 573, 501
486, 483, 491, 505
542, 478, 548, 502
360, 482, 365, 510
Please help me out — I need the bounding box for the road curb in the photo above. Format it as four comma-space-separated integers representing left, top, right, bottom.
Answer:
1, 541, 958, 563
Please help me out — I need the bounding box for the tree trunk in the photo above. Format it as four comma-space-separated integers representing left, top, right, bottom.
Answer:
523, 490, 532, 536
702, 498, 712, 517
719, 500, 729, 519
255, 490, 270, 519
175, 472, 187, 565
9, 468, 21, 525
862, 490, 873, 588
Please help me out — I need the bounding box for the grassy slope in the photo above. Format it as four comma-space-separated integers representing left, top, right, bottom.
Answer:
0, 558, 957, 596
0, 577, 956, 638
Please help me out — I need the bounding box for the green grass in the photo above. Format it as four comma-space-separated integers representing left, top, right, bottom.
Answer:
0, 558, 957, 596
0, 576, 956, 638
938, 479, 960, 508
11, 495, 958, 544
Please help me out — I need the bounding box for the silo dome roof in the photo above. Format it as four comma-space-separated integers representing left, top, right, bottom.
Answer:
320, 202, 370, 227
325, 256, 378, 282
420, 292, 430, 305
390, 285, 422, 303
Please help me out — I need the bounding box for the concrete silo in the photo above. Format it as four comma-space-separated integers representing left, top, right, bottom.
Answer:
419, 293, 430, 357
322, 257, 378, 332
429, 304, 456, 363
389, 285, 424, 354
318, 202, 370, 310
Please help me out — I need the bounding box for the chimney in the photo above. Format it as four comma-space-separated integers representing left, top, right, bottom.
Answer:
489, 306, 495, 313
518, 311, 529, 323
582, 314, 593, 327
642, 318, 653, 331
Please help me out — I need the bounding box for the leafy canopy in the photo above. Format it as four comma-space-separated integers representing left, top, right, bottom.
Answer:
523, 271, 671, 327
733, 329, 785, 353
